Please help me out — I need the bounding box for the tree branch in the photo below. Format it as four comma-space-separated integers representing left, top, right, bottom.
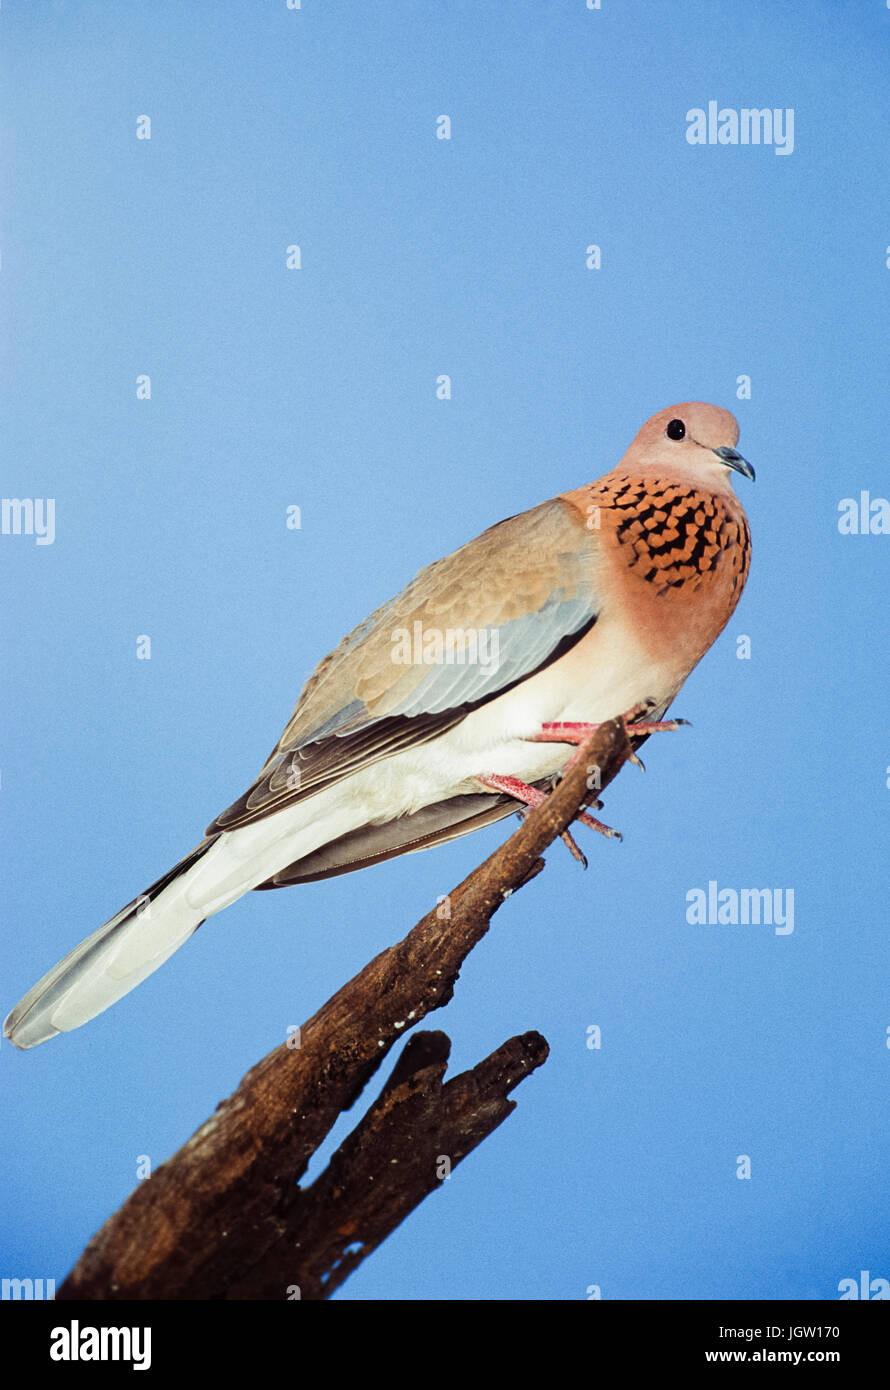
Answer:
57, 717, 631, 1300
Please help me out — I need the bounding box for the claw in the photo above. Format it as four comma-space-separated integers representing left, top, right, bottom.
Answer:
481, 772, 620, 861
560, 828, 588, 869
576, 808, 622, 843
625, 717, 690, 735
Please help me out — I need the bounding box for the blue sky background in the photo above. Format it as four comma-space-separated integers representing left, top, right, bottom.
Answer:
1, 0, 888, 1302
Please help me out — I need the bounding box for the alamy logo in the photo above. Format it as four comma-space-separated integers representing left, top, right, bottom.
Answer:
391, 621, 500, 669
686, 881, 794, 935
837, 492, 890, 535
50, 1320, 151, 1370
838, 1270, 889, 1300
1, 497, 55, 545
1, 1276, 55, 1299
686, 102, 794, 156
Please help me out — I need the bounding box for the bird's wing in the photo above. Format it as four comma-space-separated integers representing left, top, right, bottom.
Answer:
206, 495, 602, 834
253, 790, 527, 886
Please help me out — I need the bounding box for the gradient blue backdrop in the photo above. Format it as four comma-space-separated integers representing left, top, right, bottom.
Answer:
2, 0, 888, 1301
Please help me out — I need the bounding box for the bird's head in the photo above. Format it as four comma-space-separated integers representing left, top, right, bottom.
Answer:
625, 402, 755, 490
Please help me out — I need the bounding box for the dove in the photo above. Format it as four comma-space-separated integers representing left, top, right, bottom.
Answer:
4, 401, 753, 1048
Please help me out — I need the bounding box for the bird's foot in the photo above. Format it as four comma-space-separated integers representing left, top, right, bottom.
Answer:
479, 773, 621, 870
529, 703, 690, 771
619, 699, 692, 737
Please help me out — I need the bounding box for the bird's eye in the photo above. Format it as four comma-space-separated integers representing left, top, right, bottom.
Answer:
666, 419, 686, 441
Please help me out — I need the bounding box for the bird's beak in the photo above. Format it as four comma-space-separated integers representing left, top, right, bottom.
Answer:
713, 445, 755, 482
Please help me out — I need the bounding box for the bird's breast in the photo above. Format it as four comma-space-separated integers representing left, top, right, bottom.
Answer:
596, 479, 751, 675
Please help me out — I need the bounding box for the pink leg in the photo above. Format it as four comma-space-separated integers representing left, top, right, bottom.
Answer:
479, 773, 621, 869
529, 705, 689, 771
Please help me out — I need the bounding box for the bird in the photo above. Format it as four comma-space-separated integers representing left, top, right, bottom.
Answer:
4, 401, 753, 1049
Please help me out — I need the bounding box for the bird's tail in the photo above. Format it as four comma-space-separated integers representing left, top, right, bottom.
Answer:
4, 837, 223, 1049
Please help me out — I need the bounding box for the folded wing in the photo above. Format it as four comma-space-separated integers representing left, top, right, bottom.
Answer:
207, 497, 602, 837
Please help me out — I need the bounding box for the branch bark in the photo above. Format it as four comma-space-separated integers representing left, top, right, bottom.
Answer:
57, 718, 631, 1300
